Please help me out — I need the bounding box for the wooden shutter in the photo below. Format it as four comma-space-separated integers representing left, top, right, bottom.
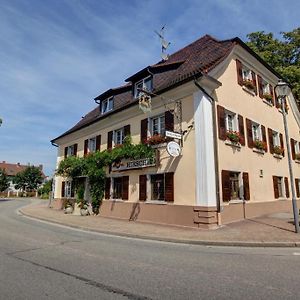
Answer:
280, 133, 284, 157
273, 176, 279, 199
165, 172, 174, 202
251, 71, 257, 95
243, 172, 250, 200
64, 147, 68, 159
61, 181, 65, 198
96, 135, 101, 151
84, 139, 88, 156
291, 138, 296, 160
107, 131, 113, 150
217, 105, 226, 140
236, 59, 243, 86
268, 128, 274, 154
261, 125, 268, 152
257, 75, 263, 98
285, 177, 290, 198
165, 111, 174, 132
122, 176, 129, 200
139, 175, 147, 201
269, 84, 275, 106
105, 178, 111, 199
295, 179, 300, 198
73, 144, 78, 156
246, 118, 253, 148
238, 115, 245, 146
124, 125, 131, 138
141, 118, 148, 144
222, 170, 231, 202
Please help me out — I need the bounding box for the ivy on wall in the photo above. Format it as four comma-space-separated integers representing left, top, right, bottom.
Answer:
56, 137, 155, 214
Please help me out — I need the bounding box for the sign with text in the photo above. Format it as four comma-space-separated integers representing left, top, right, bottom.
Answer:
167, 141, 182, 157
165, 130, 182, 140
112, 158, 156, 172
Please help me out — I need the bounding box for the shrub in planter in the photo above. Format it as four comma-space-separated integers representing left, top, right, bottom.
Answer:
273, 145, 284, 156
242, 79, 255, 90
226, 131, 241, 144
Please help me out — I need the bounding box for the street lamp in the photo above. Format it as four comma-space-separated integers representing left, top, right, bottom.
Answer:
275, 80, 300, 233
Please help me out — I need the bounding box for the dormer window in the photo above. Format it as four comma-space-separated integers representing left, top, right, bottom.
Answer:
134, 76, 152, 98
101, 97, 113, 114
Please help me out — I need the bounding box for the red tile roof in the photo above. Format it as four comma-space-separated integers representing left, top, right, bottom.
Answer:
52, 34, 279, 143
0, 162, 45, 177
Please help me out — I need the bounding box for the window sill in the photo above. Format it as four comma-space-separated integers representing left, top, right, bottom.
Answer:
273, 153, 283, 159
262, 99, 273, 107
109, 199, 124, 202
295, 159, 300, 164
145, 200, 167, 205
229, 199, 245, 204
253, 148, 265, 154
242, 86, 256, 96
225, 140, 241, 149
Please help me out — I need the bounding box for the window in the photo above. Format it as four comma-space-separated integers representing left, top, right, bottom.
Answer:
242, 67, 252, 81
272, 131, 280, 147
151, 174, 165, 200
66, 145, 75, 157
113, 177, 123, 199
88, 137, 96, 153
134, 76, 153, 98
101, 97, 113, 114
114, 128, 124, 145
277, 177, 284, 198
65, 181, 72, 198
225, 111, 237, 132
229, 172, 241, 200
150, 115, 165, 136
295, 141, 300, 154
262, 80, 270, 95
252, 122, 261, 141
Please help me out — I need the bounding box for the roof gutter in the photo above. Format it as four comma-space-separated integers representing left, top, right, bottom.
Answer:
193, 79, 221, 215
51, 141, 58, 147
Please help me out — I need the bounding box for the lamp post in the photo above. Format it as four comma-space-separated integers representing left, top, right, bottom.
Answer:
275, 80, 300, 233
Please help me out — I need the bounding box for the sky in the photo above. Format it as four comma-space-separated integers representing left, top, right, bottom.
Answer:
0, 0, 299, 176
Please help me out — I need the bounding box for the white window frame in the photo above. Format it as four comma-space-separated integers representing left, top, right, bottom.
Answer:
114, 128, 124, 146
101, 97, 113, 114
150, 114, 165, 136
150, 173, 166, 201
225, 110, 238, 132
272, 131, 280, 147
65, 181, 72, 198
88, 137, 97, 153
229, 172, 243, 201
295, 141, 300, 154
242, 66, 252, 81
252, 122, 262, 141
262, 79, 270, 95
134, 76, 152, 98
66, 145, 75, 157
112, 177, 123, 199
277, 176, 284, 198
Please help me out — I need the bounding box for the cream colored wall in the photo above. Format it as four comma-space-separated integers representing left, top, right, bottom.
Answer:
212, 47, 300, 204
54, 84, 197, 206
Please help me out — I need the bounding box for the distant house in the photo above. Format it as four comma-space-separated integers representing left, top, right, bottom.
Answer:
0, 161, 45, 196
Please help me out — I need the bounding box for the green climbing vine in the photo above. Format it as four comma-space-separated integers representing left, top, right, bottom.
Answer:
56, 137, 155, 214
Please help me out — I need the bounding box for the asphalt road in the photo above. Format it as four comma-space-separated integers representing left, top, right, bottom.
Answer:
0, 199, 300, 300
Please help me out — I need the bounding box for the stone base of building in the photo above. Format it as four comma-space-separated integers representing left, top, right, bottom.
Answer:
51, 198, 300, 229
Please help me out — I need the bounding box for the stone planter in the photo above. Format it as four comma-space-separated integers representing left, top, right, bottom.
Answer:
64, 206, 73, 214
80, 208, 89, 216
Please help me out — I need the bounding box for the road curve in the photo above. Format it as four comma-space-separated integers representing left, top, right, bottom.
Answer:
0, 198, 300, 300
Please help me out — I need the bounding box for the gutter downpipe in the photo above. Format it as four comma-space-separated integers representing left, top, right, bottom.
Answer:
194, 80, 221, 221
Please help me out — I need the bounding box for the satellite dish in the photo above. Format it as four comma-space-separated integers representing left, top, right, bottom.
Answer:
161, 52, 169, 61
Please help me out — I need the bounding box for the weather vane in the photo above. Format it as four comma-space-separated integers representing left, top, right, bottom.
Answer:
154, 25, 171, 61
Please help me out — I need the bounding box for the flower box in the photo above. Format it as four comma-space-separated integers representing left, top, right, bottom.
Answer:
263, 93, 273, 102
253, 139, 267, 151
273, 145, 284, 156
242, 79, 255, 91
145, 134, 167, 145
226, 131, 242, 144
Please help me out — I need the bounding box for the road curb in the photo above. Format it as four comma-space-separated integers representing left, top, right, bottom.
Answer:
18, 208, 300, 248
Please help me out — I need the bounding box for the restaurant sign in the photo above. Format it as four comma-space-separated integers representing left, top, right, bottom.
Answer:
112, 157, 156, 172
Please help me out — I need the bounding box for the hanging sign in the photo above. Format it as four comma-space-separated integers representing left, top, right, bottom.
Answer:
167, 141, 181, 157
165, 130, 182, 140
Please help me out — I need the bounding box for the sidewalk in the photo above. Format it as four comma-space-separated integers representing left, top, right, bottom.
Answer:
19, 200, 300, 247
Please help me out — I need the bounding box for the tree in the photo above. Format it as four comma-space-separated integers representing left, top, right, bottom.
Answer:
246, 28, 300, 101
13, 166, 43, 192
38, 179, 53, 198
0, 169, 9, 192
